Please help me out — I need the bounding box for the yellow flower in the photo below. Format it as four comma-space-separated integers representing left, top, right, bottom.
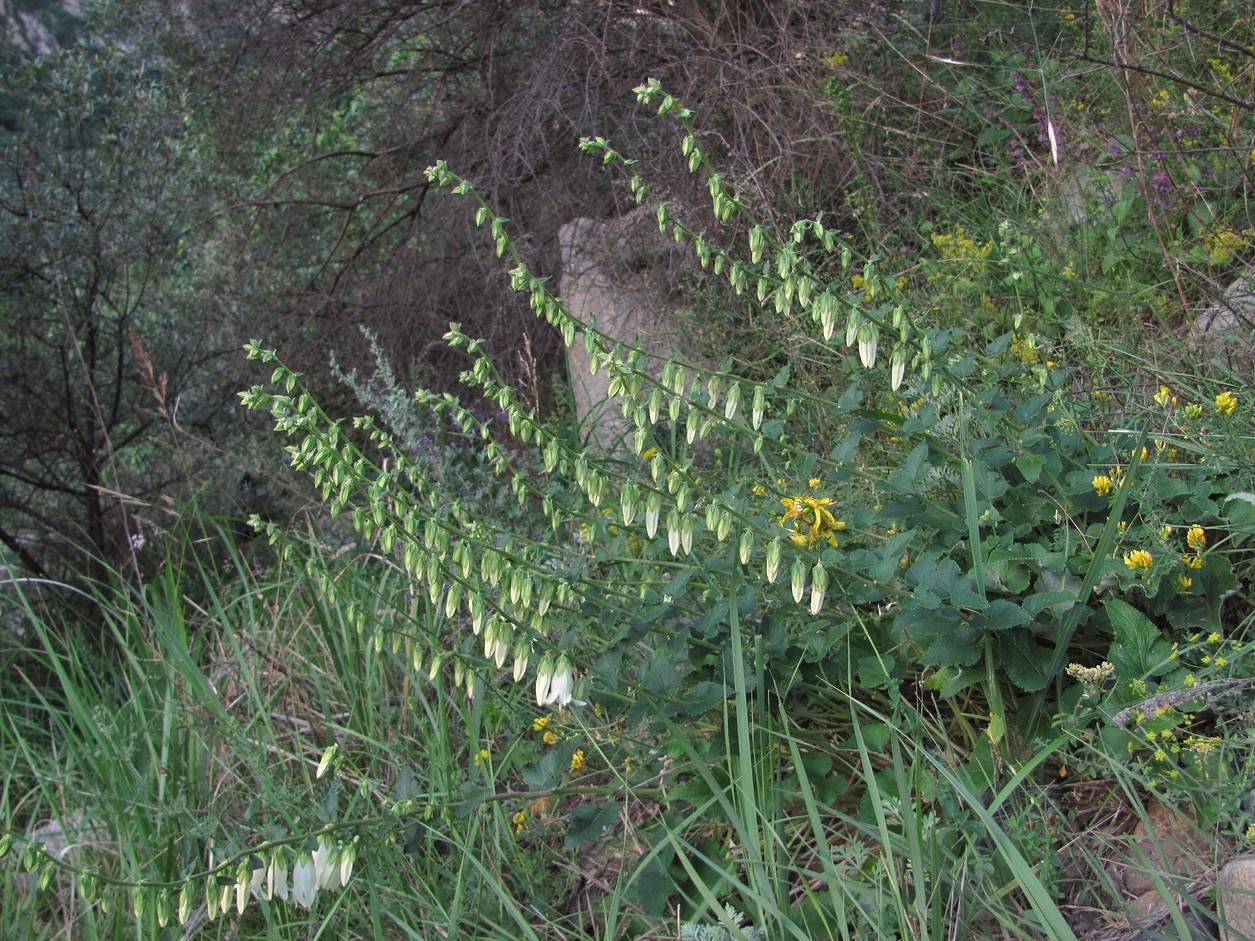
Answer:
1158, 524, 1173, 540
779, 494, 845, 549
1207, 631, 1221, 643
1187, 526, 1206, 551
641, 447, 658, 460
1092, 475, 1114, 497
752, 483, 767, 496
543, 730, 560, 745
512, 810, 526, 834
474, 748, 490, 766
1123, 549, 1153, 573
1154, 385, 1172, 406
532, 716, 550, 732
570, 749, 585, 771
1215, 391, 1238, 414
1189, 735, 1219, 757
808, 477, 822, 489
1176, 574, 1193, 592
1183, 553, 1203, 569
1184, 403, 1203, 419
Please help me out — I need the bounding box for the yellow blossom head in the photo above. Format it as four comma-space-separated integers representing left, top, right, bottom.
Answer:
1215, 391, 1238, 414
1123, 549, 1153, 574
779, 494, 844, 548
1187, 526, 1206, 551
570, 748, 585, 771
1092, 474, 1114, 497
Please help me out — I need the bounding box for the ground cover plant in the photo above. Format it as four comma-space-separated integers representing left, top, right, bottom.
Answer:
2, 1, 1254, 939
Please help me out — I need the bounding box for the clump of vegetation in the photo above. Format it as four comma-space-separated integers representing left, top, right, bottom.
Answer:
2, 1, 1253, 940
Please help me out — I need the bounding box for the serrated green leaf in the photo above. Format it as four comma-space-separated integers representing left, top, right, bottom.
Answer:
565, 800, 621, 849
999, 630, 1053, 691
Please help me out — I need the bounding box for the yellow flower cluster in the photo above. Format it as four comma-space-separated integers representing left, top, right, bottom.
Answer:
1216, 391, 1238, 414
1201, 225, 1252, 266
533, 715, 561, 745
779, 494, 846, 548
1093, 465, 1126, 498
1123, 549, 1154, 574
931, 226, 994, 262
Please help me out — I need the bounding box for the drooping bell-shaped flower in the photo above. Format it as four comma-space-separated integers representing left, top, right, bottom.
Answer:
291, 853, 317, 910
534, 654, 555, 706
267, 853, 289, 902
545, 657, 574, 707
314, 836, 342, 890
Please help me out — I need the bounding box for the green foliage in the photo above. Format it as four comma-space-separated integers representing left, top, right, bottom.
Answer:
5, 3, 1255, 939
0, 36, 247, 586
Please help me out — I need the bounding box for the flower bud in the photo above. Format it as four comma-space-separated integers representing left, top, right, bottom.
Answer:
766, 538, 782, 583
810, 563, 829, 615
791, 558, 807, 604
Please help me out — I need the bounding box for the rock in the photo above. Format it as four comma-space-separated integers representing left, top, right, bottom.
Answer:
557, 208, 697, 454
1124, 905, 1219, 940
1218, 856, 1255, 941
1117, 802, 1207, 900
1192, 271, 1255, 361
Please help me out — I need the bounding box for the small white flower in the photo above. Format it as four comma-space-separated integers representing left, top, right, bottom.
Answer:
267, 854, 289, 901
247, 859, 266, 901
543, 657, 574, 707
534, 654, 554, 706
339, 844, 356, 886
314, 836, 341, 890
512, 640, 530, 682
291, 854, 317, 909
